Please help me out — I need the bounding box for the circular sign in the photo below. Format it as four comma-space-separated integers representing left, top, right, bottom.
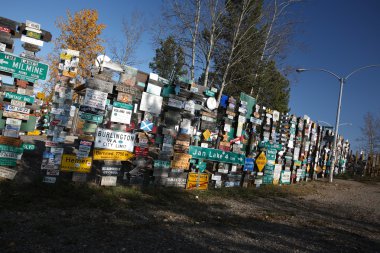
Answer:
206, 97, 217, 110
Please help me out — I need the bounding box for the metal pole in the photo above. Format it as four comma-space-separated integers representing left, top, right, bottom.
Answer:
330, 78, 344, 182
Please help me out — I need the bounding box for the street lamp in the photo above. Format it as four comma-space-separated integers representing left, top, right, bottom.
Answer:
296, 64, 380, 183
317, 121, 353, 128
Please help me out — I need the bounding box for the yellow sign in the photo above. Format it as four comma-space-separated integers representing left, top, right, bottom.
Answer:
203, 129, 211, 140
60, 154, 92, 173
27, 130, 41, 136
186, 172, 209, 190
93, 149, 134, 161
36, 92, 45, 100
256, 152, 267, 172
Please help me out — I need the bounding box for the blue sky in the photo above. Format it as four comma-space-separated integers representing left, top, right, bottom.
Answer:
2, 0, 380, 151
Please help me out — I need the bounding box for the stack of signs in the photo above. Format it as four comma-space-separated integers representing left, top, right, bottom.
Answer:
42, 49, 79, 183
94, 128, 136, 186
0, 19, 51, 181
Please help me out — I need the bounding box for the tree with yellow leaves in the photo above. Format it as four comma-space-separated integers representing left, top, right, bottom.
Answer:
50, 9, 106, 81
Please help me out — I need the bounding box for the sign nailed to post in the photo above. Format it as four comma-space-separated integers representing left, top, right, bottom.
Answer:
188, 146, 245, 165
93, 149, 134, 161
60, 154, 92, 173
0, 51, 49, 81
94, 128, 135, 152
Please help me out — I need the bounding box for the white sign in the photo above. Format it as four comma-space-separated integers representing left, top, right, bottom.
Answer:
3, 129, 19, 138
146, 83, 162, 96
6, 118, 22, 126
0, 43, 5, 52
0, 151, 18, 159
21, 35, 44, 47
0, 167, 17, 180
84, 88, 107, 110
26, 20, 41, 30
11, 100, 26, 107
139, 92, 163, 115
110, 107, 132, 124
5, 105, 30, 114
281, 171, 291, 184
94, 128, 135, 152
101, 176, 117, 186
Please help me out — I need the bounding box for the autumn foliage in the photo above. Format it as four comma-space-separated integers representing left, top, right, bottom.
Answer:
49, 9, 106, 81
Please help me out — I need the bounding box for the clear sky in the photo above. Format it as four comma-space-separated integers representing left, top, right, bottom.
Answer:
1, 0, 380, 151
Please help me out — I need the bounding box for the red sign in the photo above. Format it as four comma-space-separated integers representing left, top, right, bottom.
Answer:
0, 26, 11, 33
134, 146, 148, 157
50, 119, 61, 126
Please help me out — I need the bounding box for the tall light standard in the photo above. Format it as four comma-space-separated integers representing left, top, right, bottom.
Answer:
296, 64, 380, 183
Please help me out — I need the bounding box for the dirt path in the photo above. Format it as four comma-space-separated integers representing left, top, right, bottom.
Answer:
0, 178, 378, 253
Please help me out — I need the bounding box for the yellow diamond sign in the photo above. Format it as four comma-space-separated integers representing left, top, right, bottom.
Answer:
203, 129, 211, 140
256, 152, 267, 172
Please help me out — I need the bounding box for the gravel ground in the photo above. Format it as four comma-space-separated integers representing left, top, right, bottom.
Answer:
0, 135, 377, 252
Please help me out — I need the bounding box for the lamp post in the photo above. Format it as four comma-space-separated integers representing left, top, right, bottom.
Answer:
296, 64, 380, 183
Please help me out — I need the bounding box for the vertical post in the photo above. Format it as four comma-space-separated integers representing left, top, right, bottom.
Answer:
330, 78, 344, 183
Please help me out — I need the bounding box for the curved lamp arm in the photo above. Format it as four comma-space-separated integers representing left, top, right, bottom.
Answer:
296, 68, 341, 80
345, 64, 380, 80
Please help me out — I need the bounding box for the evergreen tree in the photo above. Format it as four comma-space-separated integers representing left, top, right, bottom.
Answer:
149, 36, 187, 79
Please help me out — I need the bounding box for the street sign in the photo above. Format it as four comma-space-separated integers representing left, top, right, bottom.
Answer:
0, 51, 48, 81
0, 158, 17, 166
4, 92, 34, 104
243, 158, 254, 171
93, 149, 134, 161
0, 144, 23, 153
4, 104, 30, 114
60, 154, 92, 173
113, 101, 133, 110
188, 146, 245, 165
256, 152, 267, 172
22, 143, 35, 150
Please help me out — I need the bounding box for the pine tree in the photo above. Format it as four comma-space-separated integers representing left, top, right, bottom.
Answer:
149, 36, 187, 79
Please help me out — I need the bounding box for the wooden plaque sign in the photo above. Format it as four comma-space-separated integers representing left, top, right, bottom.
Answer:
0, 136, 22, 147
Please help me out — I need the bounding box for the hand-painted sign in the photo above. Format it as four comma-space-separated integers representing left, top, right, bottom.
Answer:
0, 52, 48, 81
94, 128, 135, 152
186, 172, 209, 190
79, 111, 103, 123
110, 107, 132, 124
4, 92, 34, 104
85, 78, 113, 93
115, 85, 142, 98
84, 88, 107, 110
93, 149, 134, 161
60, 154, 92, 173
188, 146, 245, 165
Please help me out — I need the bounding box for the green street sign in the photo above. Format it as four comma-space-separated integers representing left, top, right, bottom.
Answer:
204, 90, 215, 97
79, 112, 103, 123
0, 51, 49, 81
0, 158, 17, 166
0, 144, 24, 153
113, 101, 133, 110
188, 146, 245, 165
13, 73, 37, 83
4, 92, 35, 104
259, 141, 282, 151
22, 143, 35, 150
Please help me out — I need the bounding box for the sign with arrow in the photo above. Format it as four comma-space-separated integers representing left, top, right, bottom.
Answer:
188, 146, 245, 165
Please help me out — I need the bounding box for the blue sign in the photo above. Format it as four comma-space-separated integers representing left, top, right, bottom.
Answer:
243, 158, 254, 171
140, 120, 154, 132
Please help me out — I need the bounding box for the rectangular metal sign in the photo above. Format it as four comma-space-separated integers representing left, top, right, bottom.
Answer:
110, 107, 132, 124
93, 149, 134, 161
94, 128, 135, 152
188, 146, 245, 165
4, 92, 34, 104
0, 51, 48, 81
4, 104, 30, 114
60, 154, 92, 173
79, 111, 103, 123
113, 101, 133, 110
2, 111, 29, 120
83, 88, 107, 110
